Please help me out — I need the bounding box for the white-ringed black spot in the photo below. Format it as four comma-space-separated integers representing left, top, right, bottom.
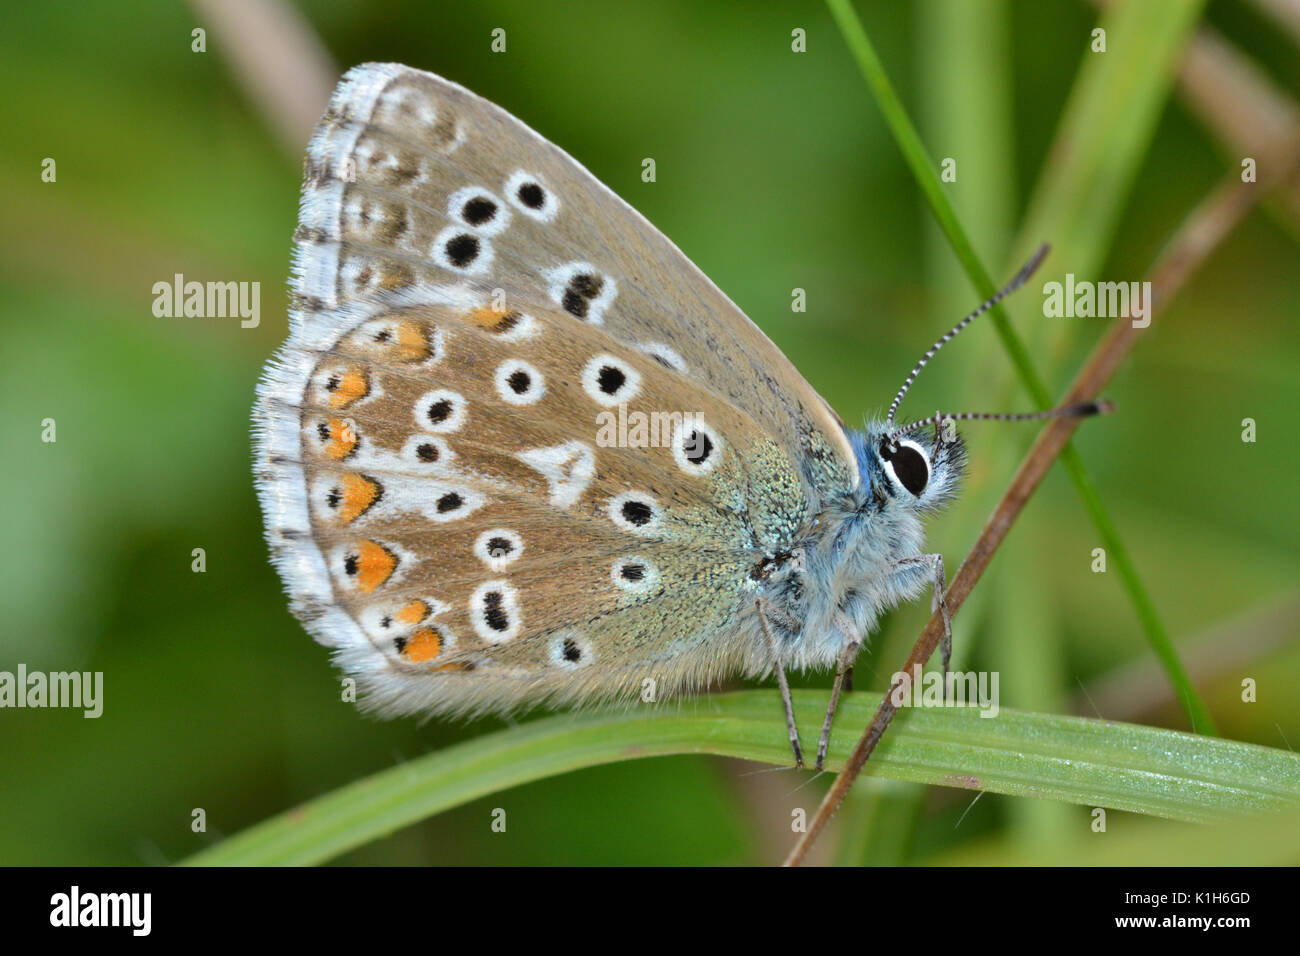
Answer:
623, 501, 652, 525
444, 233, 479, 267
563, 273, 604, 318
548, 631, 591, 669
504, 170, 559, 221
483, 591, 508, 631
612, 556, 659, 592
447, 186, 511, 237
470, 580, 521, 642
436, 492, 464, 513
684, 430, 714, 465
608, 492, 663, 535
474, 528, 523, 570
672, 419, 722, 475
415, 389, 466, 433
597, 366, 625, 394
518, 182, 544, 208
494, 359, 545, 406
545, 262, 615, 323
432, 226, 492, 274
635, 341, 688, 373
416, 442, 439, 462
581, 354, 640, 406
462, 196, 496, 226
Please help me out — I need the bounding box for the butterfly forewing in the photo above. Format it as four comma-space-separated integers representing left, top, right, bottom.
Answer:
255, 64, 858, 715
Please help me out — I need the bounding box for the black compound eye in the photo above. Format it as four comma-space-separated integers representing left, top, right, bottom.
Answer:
882, 440, 929, 496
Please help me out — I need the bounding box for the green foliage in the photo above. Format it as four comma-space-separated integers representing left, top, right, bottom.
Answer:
184, 692, 1300, 866
3, 1, 1297, 865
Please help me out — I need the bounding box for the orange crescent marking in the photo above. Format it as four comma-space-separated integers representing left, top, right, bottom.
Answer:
395, 599, 430, 625
395, 321, 431, 362
323, 418, 358, 459
336, 473, 381, 524
328, 367, 369, 409
354, 540, 397, 593
401, 626, 443, 663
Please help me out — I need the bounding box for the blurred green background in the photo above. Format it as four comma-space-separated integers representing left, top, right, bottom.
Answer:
2, 0, 1297, 865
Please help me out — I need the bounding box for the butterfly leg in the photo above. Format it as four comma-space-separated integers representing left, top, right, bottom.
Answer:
815, 629, 861, 771
893, 553, 953, 696
756, 598, 804, 769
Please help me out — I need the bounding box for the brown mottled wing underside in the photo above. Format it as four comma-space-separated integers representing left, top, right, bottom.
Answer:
253, 64, 857, 716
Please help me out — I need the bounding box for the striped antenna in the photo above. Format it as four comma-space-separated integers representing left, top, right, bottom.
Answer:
886, 400, 1113, 448
885, 242, 1051, 429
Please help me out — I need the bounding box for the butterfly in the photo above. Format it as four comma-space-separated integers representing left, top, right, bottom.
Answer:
253, 64, 1104, 770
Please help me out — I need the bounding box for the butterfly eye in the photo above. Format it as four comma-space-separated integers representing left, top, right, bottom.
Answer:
880, 438, 930, 496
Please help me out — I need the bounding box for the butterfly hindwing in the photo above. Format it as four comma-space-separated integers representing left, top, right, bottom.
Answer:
255, 64, 859, 715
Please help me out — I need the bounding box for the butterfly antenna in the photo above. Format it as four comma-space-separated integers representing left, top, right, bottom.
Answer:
885, 242, 1051, 429
886, 399, 1113, 448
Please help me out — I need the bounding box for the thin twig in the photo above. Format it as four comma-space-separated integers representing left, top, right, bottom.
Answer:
187, 0, 337, 156
782, 132, 1300, 866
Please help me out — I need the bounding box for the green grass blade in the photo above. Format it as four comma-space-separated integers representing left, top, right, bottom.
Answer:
1011, 0, 1208, 293
183, 691, 1300, 866
824, 0, 1216, 735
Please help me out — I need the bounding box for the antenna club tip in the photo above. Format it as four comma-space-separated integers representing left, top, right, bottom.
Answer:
1074, 398, 1114, 417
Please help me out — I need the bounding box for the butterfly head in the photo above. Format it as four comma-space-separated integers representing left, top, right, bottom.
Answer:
855, 419, 966, 515
861, 242, 1111, 515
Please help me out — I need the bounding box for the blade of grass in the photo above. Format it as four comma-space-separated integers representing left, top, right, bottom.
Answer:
183, 690, 1300, 866
926, 801, 1300, 866
825, 0, 1215, 735
834, 778, 925, 866
842, 0, 1018, 865
1011, 0, 1209, 301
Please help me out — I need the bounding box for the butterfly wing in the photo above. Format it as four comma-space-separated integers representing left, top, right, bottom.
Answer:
254, 64, 858, 715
